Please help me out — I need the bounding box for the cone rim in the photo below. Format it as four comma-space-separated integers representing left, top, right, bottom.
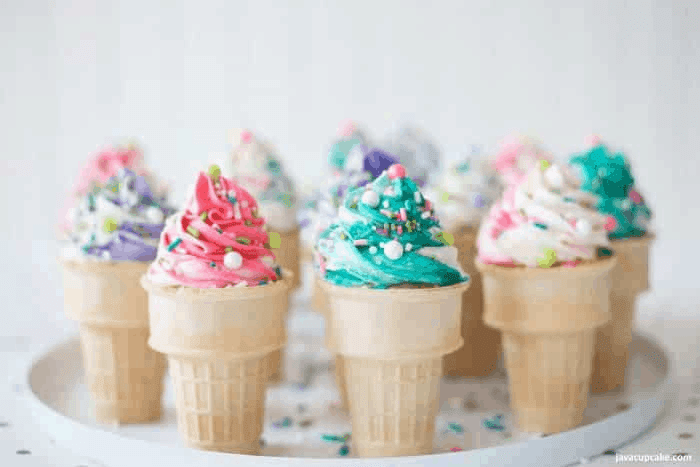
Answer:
317, 276, 470, 298
476, 252, 617, 277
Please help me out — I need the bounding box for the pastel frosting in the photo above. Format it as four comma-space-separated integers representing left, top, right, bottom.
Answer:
383, 125, 441, 187
492, 135, 554, 187
316, 164, 468, 289
146, 169, 281, 288
228, 129, 297, 232
427, 148, 503, 230
569, 139, 652, 240
62, 168, 175, 262
477, 162, 610, 268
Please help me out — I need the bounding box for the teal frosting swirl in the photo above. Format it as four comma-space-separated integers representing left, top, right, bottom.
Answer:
569, 144, 652, 240
316, 170, 468, 289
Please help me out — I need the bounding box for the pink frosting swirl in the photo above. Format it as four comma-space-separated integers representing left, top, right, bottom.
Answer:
73, 146, 148, 196
491, 135, 553, 187
147, 170, 279, 288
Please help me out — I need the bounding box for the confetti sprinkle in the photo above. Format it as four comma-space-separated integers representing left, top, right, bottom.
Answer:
269, 232, 281, 248
450, 447, 463, 452
629, 189, 642, 204
534, 222, 547, 230
539, 159, 550, 170
440, 192, 449, 203
298, 419, 313, 428
200, 211, 208, 221
273, 416, 293, 428
236, 236, 251, 245
208, 164, 221, 181
482, 415, 505, 432
537, 248, 557, 268
603, 450, 616, 456
339, 445, 350, 456
167, 238, 182, 251
436, 232, 454, 246
187, 226, 200, 238
353, 239, 368, 246
447, 422, 464, 434
103, 218, 118, 233
604, 216, 617, 232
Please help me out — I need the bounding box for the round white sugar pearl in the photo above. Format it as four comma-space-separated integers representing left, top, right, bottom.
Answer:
383, 240, 403, 260
146, 206, 164, 223
544, 166, 564, 188
369, 246, 378, 254
383, 200, 390, 208
361, 190, 379, 208
405, 243, 413, 252
576, 218, 592, 235
224, 251, 243, 269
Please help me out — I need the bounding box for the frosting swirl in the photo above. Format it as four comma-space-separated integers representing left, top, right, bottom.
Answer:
146, 169, 280, 288
62, 168, 174, 262
492, 135, 554, 187
568, 139, 652, 239
427, 147, 503, 230
228, 129, 297, 232
316, 164, 468, 289
477, 163, 610, 268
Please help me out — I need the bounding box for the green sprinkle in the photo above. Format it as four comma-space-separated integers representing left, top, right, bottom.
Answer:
245, 220, 252, 226
225, 246, 233, 252
269, 232, 281, 248
448, 422, 464, 433
563, 197, 575, 203
534, 223, 547, 230
103, 218, 118, 233
187, 226, 200, 238
167, 238, 182, 251
339, 445, 349, 456
210, 261, 216, 267
208, 164, 221, 181
236, 236, 251, 245
539, 159, 550, 170
200, 212, 208, 221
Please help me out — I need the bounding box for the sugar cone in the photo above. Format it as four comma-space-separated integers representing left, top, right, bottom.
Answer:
478, 256, 616, 434
320, 280, 469, 457
142, 272, 293, 454
313, 275, 349, 412
443, 225, 501, 377
61, 259, 166, 424
591, 235, 653, 393
271, 228, 300, 289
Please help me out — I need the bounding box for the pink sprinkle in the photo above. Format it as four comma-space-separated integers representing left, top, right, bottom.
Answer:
424, 199, 432, 210
387, 164, 406, 179
604, 216, 617, 232
241, 130, 252, 144
450, 447, 463, 452
399, 208, 407, 221
397, 226, 403, 235
353, 239, 368, 246
380, 209, 393, 218
629, 189, 642, 204
337, 119, 356, 137
562, 261, 579, 268
585, 134, 602, 146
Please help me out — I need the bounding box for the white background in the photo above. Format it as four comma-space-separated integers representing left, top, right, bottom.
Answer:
1, 0, 699, 345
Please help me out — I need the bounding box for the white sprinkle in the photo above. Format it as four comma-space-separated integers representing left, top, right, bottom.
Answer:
101, 250, 111, 260
369, 246, 378, 254
576, 219, 592, 235
421, 211, 431, 219
146, 206, 164, 224
383, 239, 404, 260
405, 243, 413, 252
414, 192, 422, 203
361, 190, 380, 208
224, 251, 243, 269
544, 166, 564, 189
383, 200, 390, 208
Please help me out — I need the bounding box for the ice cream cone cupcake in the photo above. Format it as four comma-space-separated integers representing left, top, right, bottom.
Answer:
569, 137, 654, 393
477, 161, 616, 434
227, 130, 299, 383
143, 167, 292, 453
427, 147, 504, 377
60, 146, 174, 424
317, 164, 470, 457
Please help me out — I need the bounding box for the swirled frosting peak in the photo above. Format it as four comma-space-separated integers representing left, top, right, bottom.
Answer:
492, 135, 554, 187
146, 167, 280, 288
316, 164, 468, 288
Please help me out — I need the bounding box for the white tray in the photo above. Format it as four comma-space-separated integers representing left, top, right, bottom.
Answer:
23, 296, 674, 467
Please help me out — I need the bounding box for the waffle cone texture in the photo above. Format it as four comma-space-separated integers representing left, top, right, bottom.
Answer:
320, 279, 469, 457
61, 259, 166, 424
478, 256, 616, 434
141, 271, 293, 454
442, 225, 501, 377
591, 234, 653, 393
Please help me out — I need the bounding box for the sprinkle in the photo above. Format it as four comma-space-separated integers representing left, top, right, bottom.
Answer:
224, 246, 233, 253
404, 200, 413, 210
384, 223, 390, 231
322, 434, 344, 443
399, 208, 407, 221
269, 232, 281, 248
383, 200, 390, 208
450, 447, 463, 452
187, 226, 200, 238
387, 163, 406, 179
440, 191, 450, 203
245, 220, 252, 226
629, 189, 642, 204
482, 415, 505, 432
414, 191, 422, 204
534, 223, 547, 230
236, 236, 250, 245
369, 246, 378, 254
539, 159, 550, 170
397, 226, 403, 235
273, 416, 292, 428
353, 239, 368, 246
421, 211, 431, 219
339, 445, 349, 456
537, 248, 557, 268
103, 218, 118, 233
228, 195, 237, 204
380, 209, 394, 218
210, 261, 216, 268
437, 232, 454, 245
447, 422, 464, 434
361, 190, 380, 208
208, 164, 221, 181
167, 238, 182, 251
563, 197, 575, 203
604, 216, 617, 232
200, 212, 208, 221
298, 419, 312, 428
425, 199, 433, 210
405, 243, 413, 251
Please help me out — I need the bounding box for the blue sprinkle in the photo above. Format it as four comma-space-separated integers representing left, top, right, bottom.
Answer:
447, 422, 464, 434
534, 223, 547, 230
210, 261, 216, 268
273, 416, 292, 428
482, 415, 505, 432
228, 195, 237, 204
563, 197, 575, 203
339, 445, 349, 456
167, 237, 182, 251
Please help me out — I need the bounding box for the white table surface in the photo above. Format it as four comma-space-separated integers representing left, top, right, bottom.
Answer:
1, 309, 698, 467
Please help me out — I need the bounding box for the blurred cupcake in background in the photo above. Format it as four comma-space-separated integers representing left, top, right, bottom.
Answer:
569, 135, 654, 393
227, 129, 300, 289
383, 124, 441, 187
491, 134, 554, 187
327, 119, 372, 173
426, 145, 504, 377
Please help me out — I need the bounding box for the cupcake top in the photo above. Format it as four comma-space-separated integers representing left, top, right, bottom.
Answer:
147, 167, 281, 288
316, 164, 468, 289
492, 135, 554, 187
299, 149, 398, 251
568, 137, 652, 240
327, 119, 371, 172
427, 146, 503, 230
477, 162, 611, 268
227, 129, 297, 232
383, 125, 441, 187
62, 167, 175, 262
